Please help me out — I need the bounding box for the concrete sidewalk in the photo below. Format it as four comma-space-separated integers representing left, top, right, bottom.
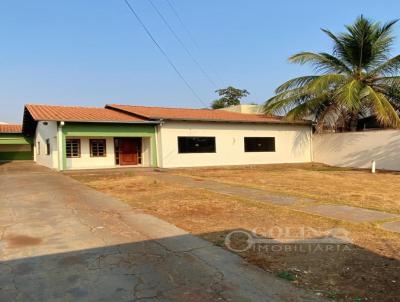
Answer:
0, 162, 322, 302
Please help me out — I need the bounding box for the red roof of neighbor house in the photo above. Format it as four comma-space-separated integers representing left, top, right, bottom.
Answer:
106, 104, 310, 124
0, 124, 22, 133
24, 104, 151, 123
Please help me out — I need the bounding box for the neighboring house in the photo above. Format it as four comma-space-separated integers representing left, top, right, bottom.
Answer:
219, 104, 264, 114
0, 124, 33, 160
15, 104, 312, 170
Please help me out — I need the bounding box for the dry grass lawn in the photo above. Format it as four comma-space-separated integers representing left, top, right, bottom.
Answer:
171, 163, 400, 214
69, 168, 400, 302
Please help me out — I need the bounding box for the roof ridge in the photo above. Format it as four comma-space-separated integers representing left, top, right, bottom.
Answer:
108, 104, 282, 118
26, 104, 105, 109
108, 104, 213, 111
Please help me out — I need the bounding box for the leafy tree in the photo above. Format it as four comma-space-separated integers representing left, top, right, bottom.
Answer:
264, 16, 400, 131
211, 86, 250, 109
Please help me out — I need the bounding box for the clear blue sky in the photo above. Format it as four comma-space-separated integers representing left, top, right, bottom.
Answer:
1, 0, 400, 123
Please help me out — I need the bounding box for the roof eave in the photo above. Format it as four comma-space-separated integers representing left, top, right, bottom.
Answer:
32, 119, 161, 124
158, 118, 311, 125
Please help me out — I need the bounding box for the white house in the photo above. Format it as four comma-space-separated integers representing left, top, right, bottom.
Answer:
18, 103, 312, 170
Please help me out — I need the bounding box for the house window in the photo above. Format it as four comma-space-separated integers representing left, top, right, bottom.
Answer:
178, 137, 216, 153
46, 139, 51, 155
244, 137, 275, 152
90, 139, 106, 157
37, 142, 40, 155
66, 139, 81, 158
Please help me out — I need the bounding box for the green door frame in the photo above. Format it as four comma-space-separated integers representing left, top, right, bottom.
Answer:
60, 123, 158, 170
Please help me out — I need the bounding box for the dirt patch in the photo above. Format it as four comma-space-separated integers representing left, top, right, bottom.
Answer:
6, 234, 42, 248
69, 170, 400, 302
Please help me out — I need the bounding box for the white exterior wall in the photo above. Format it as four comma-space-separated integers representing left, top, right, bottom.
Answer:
34, 121, 59, 169
313, 129, 400, 171
66, 137, 116, 170
65, 137, 151, 170
158, 121, 312, 168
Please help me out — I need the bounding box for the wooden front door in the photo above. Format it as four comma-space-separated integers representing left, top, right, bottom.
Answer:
119, 138, 141, 166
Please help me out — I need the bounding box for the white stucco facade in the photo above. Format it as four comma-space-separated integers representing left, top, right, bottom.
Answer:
32, 119, 312, 170
34, 121, 59, 169
65, 137, 116, 170
156, 121, 312, 168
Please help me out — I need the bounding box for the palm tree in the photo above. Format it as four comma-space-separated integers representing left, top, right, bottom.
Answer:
264, 16, 400, 131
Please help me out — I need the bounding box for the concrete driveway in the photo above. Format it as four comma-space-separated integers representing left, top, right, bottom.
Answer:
0, 162, 322, 302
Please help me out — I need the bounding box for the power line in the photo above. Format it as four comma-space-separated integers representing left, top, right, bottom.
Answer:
165, 0, 200, 50
165, 0, 225, 86
122, 0, 206, 106
147, 0, 218, 89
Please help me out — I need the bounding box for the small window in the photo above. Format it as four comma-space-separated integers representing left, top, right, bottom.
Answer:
178, 137, 216, 153
37, 142, 40, 155
90, 139, 107, 157
66, 139, 81, 158
46, 139, 51, 155
244, 137, 275, 152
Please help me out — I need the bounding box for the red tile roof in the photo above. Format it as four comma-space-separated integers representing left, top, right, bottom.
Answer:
0, 124, 22, 133
107, 104, 310, 124
25, 104, 150, 123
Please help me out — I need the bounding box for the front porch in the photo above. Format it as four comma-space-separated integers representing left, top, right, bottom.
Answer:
60, 123, 158, 170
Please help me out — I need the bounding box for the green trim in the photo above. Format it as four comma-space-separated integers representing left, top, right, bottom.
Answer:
61, 123, 158, 168
0, 134, 32, 145
0, 151, 33, 160
62, 123, 155, 137
150, 134, 157, 167
62, 131, 67, 171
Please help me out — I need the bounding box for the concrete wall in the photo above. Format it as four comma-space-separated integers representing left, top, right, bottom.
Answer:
313, 129, 400, 171
34, 121, 59, 169
158, 121, 312, 168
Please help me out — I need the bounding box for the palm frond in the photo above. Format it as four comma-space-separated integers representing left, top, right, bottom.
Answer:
275, 76, 317, 93
334, 79, 363, 110
289, 52, 350, 73
285, 94, 329, 120
321, 29, 353, 66
368, 54, 400, 76
361, 86, 400, 127
264, 89, 313, 115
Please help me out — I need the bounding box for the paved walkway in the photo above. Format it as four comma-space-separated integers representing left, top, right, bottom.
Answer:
149, 171, 400, 232
0, 162, 321, 302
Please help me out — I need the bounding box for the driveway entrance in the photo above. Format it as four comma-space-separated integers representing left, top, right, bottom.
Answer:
0, 162, 321, 302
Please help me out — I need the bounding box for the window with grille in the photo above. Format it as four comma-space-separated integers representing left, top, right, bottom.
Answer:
90, 139, 106, 157
244, 137, 275, 152
66, 139, 81, 158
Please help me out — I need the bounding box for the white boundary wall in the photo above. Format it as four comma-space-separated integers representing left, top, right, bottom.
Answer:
313, 129, 400, 171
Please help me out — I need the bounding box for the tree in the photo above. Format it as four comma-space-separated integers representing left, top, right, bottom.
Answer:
264, 16, 400, 132
211, 86, 250, 109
